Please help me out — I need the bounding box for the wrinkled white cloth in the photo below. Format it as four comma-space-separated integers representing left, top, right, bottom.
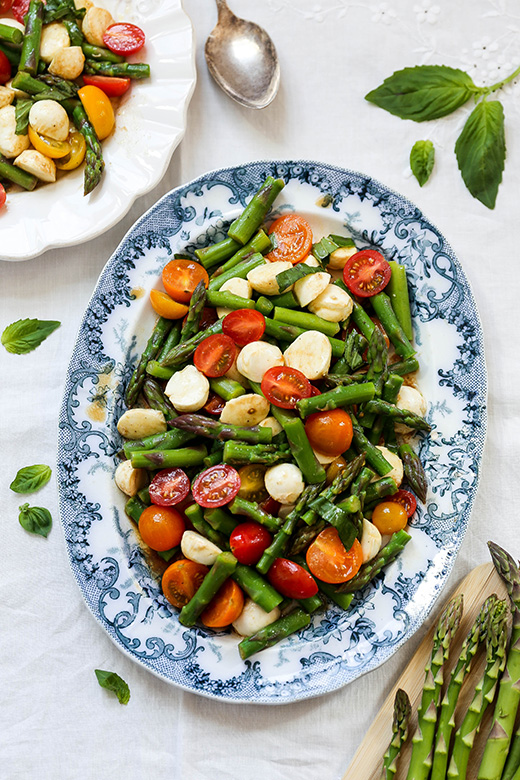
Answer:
2, 1, 520, 778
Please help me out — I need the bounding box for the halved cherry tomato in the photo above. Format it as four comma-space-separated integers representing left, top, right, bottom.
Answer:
305, 409, 353, 457
82, 74, 131, 97
343, 250, 391, 298
192, 464, 241, 508
306, 528, 363, 584
0, 183, 6, 210
0, 50, 11, 84
55, 131, 86, 171
11, 0, 29, 23
230, 521, 272, 565
194, 333, 237, 377
388, 489, 417, 518
28, 126, 71, 159
162, 559, 208, 609
201, 579, 244, 628
78, 84, 115, 140
268, 558, 318, 599
265, 214, 313, 265
222, 308, 265, 346
149, 468, 190, 507
237, 464, 268, 503
203, 392, 226, 416
162, 258, 209, 304
0, 0, 13, 12
138, 505, 185, 551
261, 366, 312, 409
103, 22, 146, 55
149, 289, 189, 319
371, 501, 408, 535
260, 496, 281, 516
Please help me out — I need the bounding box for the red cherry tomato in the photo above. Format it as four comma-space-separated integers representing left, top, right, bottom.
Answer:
0, 0, 13, 11
0, 183, 6, 210
222, 308, 265, 346
82, 74, 131, 97
103, 22, 145, 55
259, 496, 281, 516
149, 468, 190, 507
11, 0, 29, 22
192, 464, 241, 508
388, 489, 417, 518
265, 214, 313, 265
343, 250, 391, 298
268, 558, 319, 599
0, 50, 11, 85
194, 333, 237, 377
138, 505, 185, 551
230, 521, 272, 565
304, 409, 354, 457
203, 391, 226, 416
261, 366, 312, 409
306, 528, 363, 584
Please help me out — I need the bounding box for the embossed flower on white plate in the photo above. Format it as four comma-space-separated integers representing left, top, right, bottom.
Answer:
303, 3, 325, 22
370, 2, 396, 24
472, 37, 499, 61
413, 0, 440, 24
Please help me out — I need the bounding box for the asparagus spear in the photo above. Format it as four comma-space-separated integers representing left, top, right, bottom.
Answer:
71, 103, 104, 194
179, 280, 206, 343
159, 320, 222, 368
288, 519, 327, 555
82, 43, 125, 63
179, 552, 237, 627
381, 688, 412, 780
0, 153, 37, 190
142, 377, 176, 419
195, 235, 242, 268
228, 497, 282, 533
405, 594, 464, 780
238, 608, 310, 660
389, 357, 420, 376
263, 318, 346, 358
338, 530, 411, 593
398, 443, 428, 503
208, 376, 245, 401
84, 60, 150, 79
0, 22, 23, 45
363, 399, 431, 432
371, 292, 416, 359
124, 317, 172, 407
296, 382, 376, 418
228, 176, 285, 245
208, 252, 264, 291
213, 229, 272, 276
273, 306, 340, 338
503, 722, 520, 780
19, 0, 44, 75
184, 503, 228, 548
205, 289, 256, 311
131, 445, 207, 470
170, 414, 273, 445
386, 261, 414, 342
223, 440, 290, 466
123, 428, 195, 458
350, 413, 393, 477
232, 564, 283, 613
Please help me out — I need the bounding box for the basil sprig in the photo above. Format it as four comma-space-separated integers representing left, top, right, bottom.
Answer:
10, 464, 52, 494
2, 318, 60, 354
18, 504, 52, 537
410, 140, 435, 187
95, 670, 131, 704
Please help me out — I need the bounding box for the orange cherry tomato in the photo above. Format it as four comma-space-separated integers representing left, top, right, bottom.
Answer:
78, 84, 115, 140
371, 501, 408, 535
150, 289, 189, 319
55, 130, 86, 170
162, 559, 208, 609
304, 409, 353, 458
162, 258, 209, 304
265, 214, 313, 264
200, 579, 245, 628
138, 505, 185, 551
306, 528, 363, 584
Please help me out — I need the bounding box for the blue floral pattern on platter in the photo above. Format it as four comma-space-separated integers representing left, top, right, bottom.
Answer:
57, 160, 487, 704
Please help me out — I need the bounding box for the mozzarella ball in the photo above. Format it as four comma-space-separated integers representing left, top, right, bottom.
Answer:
283, 331, 331, 380
29, 100, 69, 141
224, 352, 249, 387
74, 0, 93, 10
395, 385, 427, 433
308, 284, 353, 323
117, 409, 167, 439
14, 150, 56, 183
165, 364, 209, 412
49, 45, 85, 80
39, 23, 70, 63
302, 255, 320, 268
376, 446, 404, 487
327, 244, 358, 270
219, 393, 270, 427
247, 260, 293, 295
216, 276, 252, 318
81, 6, 115, 46
114, 460, 147, 497
0, 105, 29, 158
236, 341, 284, 382
265, 463, 304, 504
232, 599, 280, 637
0, 86, 14, 109
360, 518, 382, 563
293, 271, 331, 308
181, 530, 222, 566
258, 416, 283, 437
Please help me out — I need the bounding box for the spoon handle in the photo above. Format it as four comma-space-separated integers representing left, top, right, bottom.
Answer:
215, 0, 233, 20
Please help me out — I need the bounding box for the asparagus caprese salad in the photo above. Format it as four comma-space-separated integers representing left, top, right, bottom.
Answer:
0, 0, 150, 210
115, 177, 430, 660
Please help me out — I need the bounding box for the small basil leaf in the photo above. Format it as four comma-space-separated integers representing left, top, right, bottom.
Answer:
15, 98, 33, 136
455, 99, 505, 209
95, 670, 131, 705
10, 464, 52, 494
18, 504, 52, 538
410, 140, 435, 186
1, 318, 60, 354
365, 66, 478, 122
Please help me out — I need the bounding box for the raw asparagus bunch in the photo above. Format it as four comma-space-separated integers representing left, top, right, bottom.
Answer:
381, 688, 412, 780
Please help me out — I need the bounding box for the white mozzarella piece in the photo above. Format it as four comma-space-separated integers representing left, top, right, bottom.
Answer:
73, 0, 93, 10
219, 393, 270, 426
264, 463, 304, 504
0, 105, 29, 158
49, 45, 85, 79
360, 518, 382, 563
376, 446, 404, 487
236, 340, 284, 382
117, 408, 167, 439
283, 330, 331, 380
232, 599, 280, 637
39, 23, 70, 63
0, 86, 14, 109
14, 150, 56, 183
181, 530, 222, 566
81, 6, 115, 46
258, 416, 283, 436
247, 260, 293, 295
114, 460, 147, 497
216, 276, 252, 318
293, 271, 331, 307
224, 352, 249, 387
302, 254, 320, 268
395, 385, 428, 433
165, 364, 209, 412
29, 99, 69, 141
327, 244, 358, 270
308, 284, 353, 323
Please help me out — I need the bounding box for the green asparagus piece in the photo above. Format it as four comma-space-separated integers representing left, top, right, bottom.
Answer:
232, 564, 283, 613
195, 236, 242, 269
71, 103, 104, 194
335, 280, 376, 340
208, 252, 265, 292
213, 229, 272, 276
124, 317, 172, 407
369, 374, 404, 445
142, 377, 176, 419
338, 530, 411, 592
296, 382, 376, 418
351, 413, 393, 476
503, 723, 520, 780
223, 440, 289, 466
362, 477, 398, 507
381, 688, 412, 780
84, 60, 150, 79
19, 0, 44, 75
130, 445, 207, 470
184, 503, 228, 548
273, 306, 340, 338
170, 414, 272, 444
268, 290, 300, 308
255, 296, 274, 316
361, 327, 389, 428
123, 428, 196, 458
137, 487, 151, 505
179, 280, 206, 343
228, 497, 282, 533
179, 552, 237, 626
204, 508, 238, 536
371, 292, 416, 359
205, 289, 256, 311
207, 377, 244, 401
336, 330, 368, 374
511, 765, 520, 780
270, 407, 326, 484
203, 446, 224, 468
478, 543, 520, 779
363, 399, 431, 432
144, 360, 175, 380
82, 43, 126, 63
228, 176, 285, 245
288, 519, 326, 555
238, 608, 310, 660
11, 70, 78, 100
387, 261, 414, 342
323, 373, 366, 388
388, 357, 420, 376
298, 591, 325, 614
0, 22, 23, 45
0, 153, 37, 190
125, 495, 147, 524
398, 443, 428, 503
155, 322, 181, 362
160, 320, 222, 368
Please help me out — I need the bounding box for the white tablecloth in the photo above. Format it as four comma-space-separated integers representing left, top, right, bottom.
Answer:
2, 1, 519, 777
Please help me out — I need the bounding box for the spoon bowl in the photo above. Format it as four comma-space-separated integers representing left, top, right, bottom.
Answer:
205, 0, 280, 109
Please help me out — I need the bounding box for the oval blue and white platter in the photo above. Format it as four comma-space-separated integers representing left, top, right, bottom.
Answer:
57, 160, 487, 704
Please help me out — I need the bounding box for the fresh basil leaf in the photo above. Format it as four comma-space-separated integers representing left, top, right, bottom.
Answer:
10, 465, 52, 494
410, 140, 435, 186
1, 318, 60, 354
95, 670, 131, 705
18, 504, 52, 538
455, 99, 505, 209
365, 66, 479, 122
15, 99, 33, 136
43, 0, 85, 23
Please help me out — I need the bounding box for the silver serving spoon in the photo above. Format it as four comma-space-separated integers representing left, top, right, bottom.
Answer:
204, 0, 280, 109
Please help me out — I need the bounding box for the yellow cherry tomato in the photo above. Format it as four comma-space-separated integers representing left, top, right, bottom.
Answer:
371, 501, 408, 535
28, 126, 71, 159
78, 85, 115, 140
55, 131, 86, 171
149, 289, 189, 319
237, 464, 268, 503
